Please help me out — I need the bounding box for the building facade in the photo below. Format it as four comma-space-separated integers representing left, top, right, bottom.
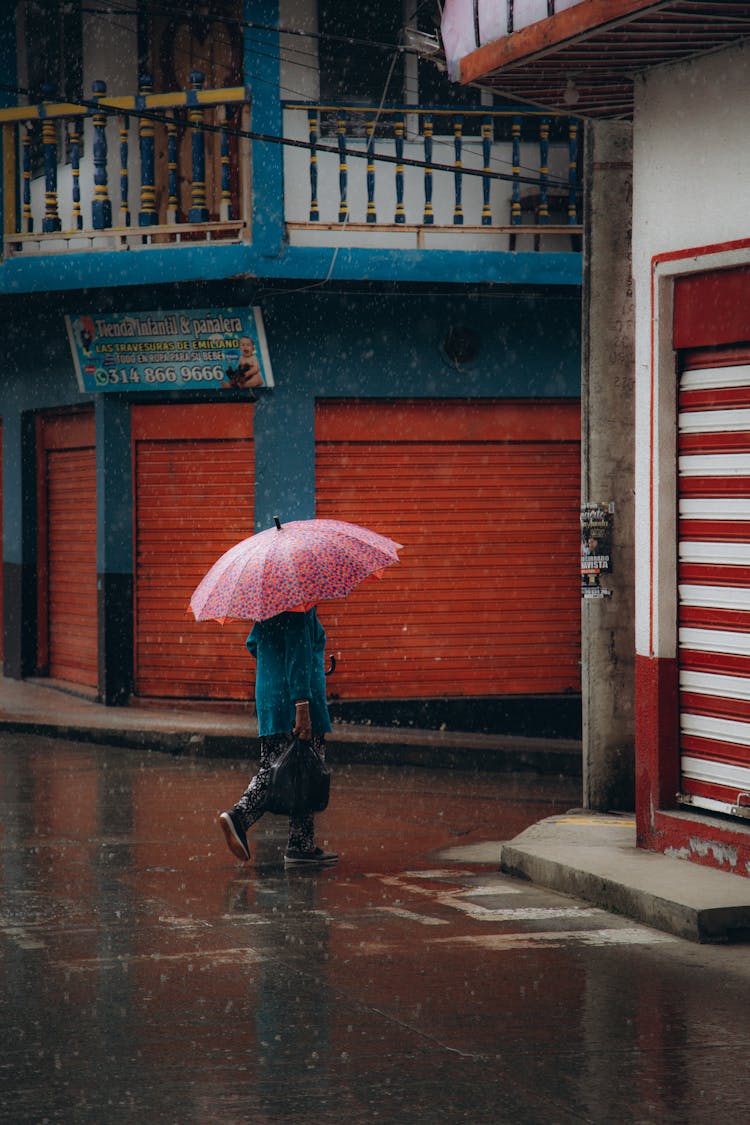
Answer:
441, 0, 750, 868
0, 1, 583, 737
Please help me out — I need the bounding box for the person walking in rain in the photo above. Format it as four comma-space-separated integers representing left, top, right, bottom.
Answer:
219, 607, 338, 868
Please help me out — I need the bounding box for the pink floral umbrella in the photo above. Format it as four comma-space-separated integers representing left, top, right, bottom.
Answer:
190, 517, 402, 623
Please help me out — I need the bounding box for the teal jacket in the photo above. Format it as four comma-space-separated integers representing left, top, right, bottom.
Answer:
246, 608, 332, 738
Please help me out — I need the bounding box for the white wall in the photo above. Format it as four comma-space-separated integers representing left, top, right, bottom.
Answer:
632, 40, 750, 656
27, 3, 140, 231
279, 0, 319, 101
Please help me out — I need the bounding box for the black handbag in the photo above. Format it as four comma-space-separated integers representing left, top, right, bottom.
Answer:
265, 737, 331, 816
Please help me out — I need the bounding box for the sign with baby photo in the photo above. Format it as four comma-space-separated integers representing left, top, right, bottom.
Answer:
65, 306, 274, 394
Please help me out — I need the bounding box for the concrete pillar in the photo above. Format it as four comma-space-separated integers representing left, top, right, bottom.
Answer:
95, 397, 133, 705
581, 120, 636, 811
2, 412, 37, 679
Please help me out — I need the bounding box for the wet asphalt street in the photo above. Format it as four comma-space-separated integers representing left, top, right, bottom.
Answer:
3, 731, 750, 1125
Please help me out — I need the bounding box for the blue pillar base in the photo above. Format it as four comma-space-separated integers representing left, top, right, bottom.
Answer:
92, 201, 113, 229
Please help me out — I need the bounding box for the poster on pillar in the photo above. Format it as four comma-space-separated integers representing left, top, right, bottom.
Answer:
65, 307, 274, 394
580, 502, 613, 599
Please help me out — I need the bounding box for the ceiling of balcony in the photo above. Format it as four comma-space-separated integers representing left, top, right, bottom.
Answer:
457, 1, 750, 119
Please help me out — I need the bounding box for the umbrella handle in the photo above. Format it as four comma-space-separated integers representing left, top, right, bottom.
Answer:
326, 654, 336, 676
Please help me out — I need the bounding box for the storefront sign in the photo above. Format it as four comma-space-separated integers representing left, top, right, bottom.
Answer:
581, 502, 613, 599
65, 307, 274, 393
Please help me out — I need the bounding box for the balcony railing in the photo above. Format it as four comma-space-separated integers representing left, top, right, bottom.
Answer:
0, 83, 582, 263
282, 103, 582, 252
0, 75, 251, 257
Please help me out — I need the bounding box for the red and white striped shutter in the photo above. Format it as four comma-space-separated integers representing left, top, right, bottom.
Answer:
678, 349, 750, 818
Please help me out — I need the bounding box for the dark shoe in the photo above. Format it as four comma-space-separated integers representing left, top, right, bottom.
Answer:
219, 810, 250, 862
284, 846, 338, 867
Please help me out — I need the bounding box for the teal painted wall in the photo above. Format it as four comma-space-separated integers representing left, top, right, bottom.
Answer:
0, 282, 580, 551
252, 288, 580, 527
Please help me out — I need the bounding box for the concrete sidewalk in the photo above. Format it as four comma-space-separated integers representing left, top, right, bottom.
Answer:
440, 812, 750, 945
0, 675, 582, 774
4, 676, 750, 944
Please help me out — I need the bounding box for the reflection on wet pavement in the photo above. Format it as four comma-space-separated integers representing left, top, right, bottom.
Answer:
2, 732, 750, 1124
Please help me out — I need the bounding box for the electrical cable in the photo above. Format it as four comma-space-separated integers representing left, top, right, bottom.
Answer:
3, 80, 573, 189
71, 0, 571, 179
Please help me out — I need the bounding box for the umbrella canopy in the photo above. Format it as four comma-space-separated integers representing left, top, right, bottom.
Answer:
190, 517, 402, 623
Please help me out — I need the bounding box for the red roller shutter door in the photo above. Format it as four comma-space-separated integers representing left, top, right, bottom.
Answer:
132, 404, 254, 700
38, 411, 98, 689
315, 400, 581, 700
678, 347, 750, 818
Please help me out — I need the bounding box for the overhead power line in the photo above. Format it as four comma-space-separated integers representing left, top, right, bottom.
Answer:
70, 0, 568, 181
0, 83, 576, 191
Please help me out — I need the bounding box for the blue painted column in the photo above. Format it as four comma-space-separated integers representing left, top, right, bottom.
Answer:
308, 110, 319, 221
41, 139, 61, 229
511, 115, 522, 227
568, 118, 579, 223
188, 70, 210, 222
246, 0, 284, 257
423, 114, 434, 224
394, 113, 405, 224
166, 112, 179, 224
95, 397, 133, 704
91, 80, 113, 229
337, 113, 348, 223
119, 114, 131, 226
366, 114, 376, 223
2, 412, 37, 679
538, 117, 550, 223
220, 105, 232, 220
22, 126, 33, 232
453, 115, 464, 225
138, 74, 158, 226
69, 121, 83, 229
305, 109, 319, 221
481, 115, 492, 225
252, 391, 316, 530
41, 87, 61, 232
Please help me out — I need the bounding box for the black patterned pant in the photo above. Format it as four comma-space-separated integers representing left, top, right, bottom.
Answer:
233, 734, 325, 852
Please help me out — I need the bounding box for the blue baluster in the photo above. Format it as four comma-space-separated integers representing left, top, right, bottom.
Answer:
366, 114, 376, 223
511, 115, 521, 227
41, 86, 61, 232
337, 114, 348, 223
568, 118, 578, 224
69, 120, 82, 230
91, 81, 112, 230
220, 105, 232, 220
138, 74, 158, 226
308, 111, 319, 222
538, 117, 550, 224
188, 70, 209, 223
423, 114, 434, 225
22, 124, 33, 233
119, 114, 130, 226
481, 115, 492, 226
394, 113, 405, 224
166, 112, 179, 224
453, 115, 464, 225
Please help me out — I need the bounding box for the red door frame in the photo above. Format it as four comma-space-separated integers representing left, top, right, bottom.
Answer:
637, 240, 750, 873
